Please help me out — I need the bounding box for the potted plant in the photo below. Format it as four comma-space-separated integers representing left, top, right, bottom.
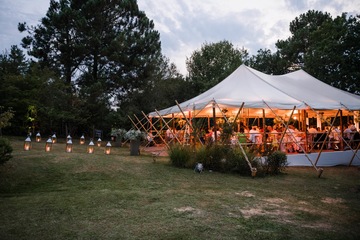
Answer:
125, 130, 146, 155
110, 128, 127, 147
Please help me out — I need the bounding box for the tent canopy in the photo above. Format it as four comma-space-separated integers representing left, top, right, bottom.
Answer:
149, 64, 360, 118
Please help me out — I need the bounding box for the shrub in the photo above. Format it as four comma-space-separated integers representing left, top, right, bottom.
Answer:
168, 143, 192, 168
198, 144, 255, 175
265, 150, 288, 175
0, 137, 13, 165
204, 144, 229, 172
227, 147, 256, 175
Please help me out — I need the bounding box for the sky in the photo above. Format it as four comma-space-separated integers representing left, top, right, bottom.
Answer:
0, 0, 359, 75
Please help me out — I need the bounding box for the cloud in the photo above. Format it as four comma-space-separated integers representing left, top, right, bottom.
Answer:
0, 0, 359, 75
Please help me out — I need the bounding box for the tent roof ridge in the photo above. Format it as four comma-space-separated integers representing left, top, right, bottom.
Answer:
243, 65, 304, 104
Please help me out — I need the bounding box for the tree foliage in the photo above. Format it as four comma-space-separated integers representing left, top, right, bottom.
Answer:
15, 0, 165, 135
247, 48, 289, 74
276, 10, 360, 93
186, 40, 249, 94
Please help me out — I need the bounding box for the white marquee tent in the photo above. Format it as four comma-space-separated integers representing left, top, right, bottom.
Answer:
149, 64, 360, 118
142, 64, 360, 169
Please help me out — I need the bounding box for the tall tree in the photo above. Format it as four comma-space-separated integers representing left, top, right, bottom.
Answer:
304, 13, 360, 93
276, 10, 360, 94
0, 46, 32, 135
186, 40, 248, 94
276, 10, 332, 70
18, 0, 162, 132
247, 48, 289, 74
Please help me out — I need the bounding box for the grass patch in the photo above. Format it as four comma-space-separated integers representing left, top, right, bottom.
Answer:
0, 137, 360, 239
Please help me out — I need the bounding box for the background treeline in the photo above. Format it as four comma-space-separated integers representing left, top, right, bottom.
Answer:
0, 0, 359, 139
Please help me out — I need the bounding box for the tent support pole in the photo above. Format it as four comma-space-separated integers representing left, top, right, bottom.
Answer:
231, 103, 245, 129
340, 110, 344, 150
212, 103, 254, 174
141, 111, 170, 149
128, 115, 142, 131
212, 101, 217, 142
175, 100, 204, 146
155, 109, 182, 144
348, 142, 360, 166
314, 110, 340, 166
263, 102, 323, 177
262, 109, 266, 151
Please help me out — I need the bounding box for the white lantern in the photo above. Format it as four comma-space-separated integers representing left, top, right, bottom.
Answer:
24, 136, 31, 151
66, 138, 73, 153
66, 134, 72, 142
88, 139, 94, 154
80, 134, 85, 145
105, 141, 112, 155
97, 138, 102, 147
45, 137, 52, 152
52, 133, 57, 143
36, 132, 41, 142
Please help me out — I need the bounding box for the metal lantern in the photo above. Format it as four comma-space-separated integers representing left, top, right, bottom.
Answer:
66, 138, 73, 153
24, 136, 31, 151
105, 141, 112, 155
45, 137, 52, 152
66, 134, 72, 142
80, 134, 85, 145
52, 133, 57, 143
97, 138, 102, 147
36, 132, 41, 142
88, 139, 94, 154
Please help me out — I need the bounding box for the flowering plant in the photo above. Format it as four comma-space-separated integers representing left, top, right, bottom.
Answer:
111, 128, 127, 141
124, 129, 146, 141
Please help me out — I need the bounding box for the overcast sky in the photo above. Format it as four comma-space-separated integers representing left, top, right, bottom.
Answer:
0, 0, 359, 75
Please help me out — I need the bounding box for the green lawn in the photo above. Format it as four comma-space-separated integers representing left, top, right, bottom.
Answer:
1, 137, 360, 240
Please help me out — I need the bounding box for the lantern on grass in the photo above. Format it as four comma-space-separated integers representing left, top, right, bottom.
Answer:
24, 136, 31, 151
80, 134, 85, 145
105, 141, 112, 155
66, 134, 72, 142
97, 138, 102, 147
52, 133, 57, 143
66, 138, 73, 153
88, 139, 94, 154
45, 137, 52, 152
36, 132, 41, 142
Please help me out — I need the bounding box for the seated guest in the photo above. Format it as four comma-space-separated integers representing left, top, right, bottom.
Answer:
237, 127, 249, 144
249, 125, 261, 144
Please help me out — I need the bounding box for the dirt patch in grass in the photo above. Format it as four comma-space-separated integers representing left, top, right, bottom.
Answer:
239, 198, 336, 231
235, 191, 255, 197
174, 206, 204, 216
321, 197, 345, 204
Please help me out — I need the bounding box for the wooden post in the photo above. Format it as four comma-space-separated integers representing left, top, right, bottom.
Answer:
340, 110, 344, 150
212, 101, 217, 142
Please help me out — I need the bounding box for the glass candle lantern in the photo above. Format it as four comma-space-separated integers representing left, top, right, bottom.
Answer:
105, 141, 112, 155
52, 133, 57, 143
24, 136, 31, 151
45, 137, 52, 152
87, 139, 94, 154
80, 134, 85, 145
97, 138, 102, 147
66, 138, 73, 153
66, 134, 72, 142
36, 132, 41, 142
